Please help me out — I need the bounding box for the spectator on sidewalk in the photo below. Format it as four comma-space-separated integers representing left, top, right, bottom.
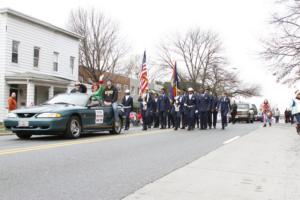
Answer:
7, 92, 17, 112
261, 99, 272, 127
291, 90, 300, 134
274, 108, 280, 123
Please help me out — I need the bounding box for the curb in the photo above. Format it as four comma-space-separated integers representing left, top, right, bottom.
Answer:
0, 129, 13, 136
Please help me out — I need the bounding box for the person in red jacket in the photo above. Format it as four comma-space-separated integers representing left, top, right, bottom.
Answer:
7, 92, 17, 111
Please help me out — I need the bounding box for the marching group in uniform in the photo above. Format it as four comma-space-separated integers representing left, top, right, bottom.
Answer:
72, 76, 232, 132
122, 87, 231, 131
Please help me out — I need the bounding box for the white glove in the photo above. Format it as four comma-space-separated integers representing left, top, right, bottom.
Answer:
195, 110, 198, 114
99, 74, 104, 81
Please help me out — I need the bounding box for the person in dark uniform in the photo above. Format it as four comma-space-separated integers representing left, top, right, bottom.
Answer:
139, 88, 153, 131
179, 89, 187, 129
194, 91, 200, 129
219, 92, 231, 130
185, 87, 197, 131
168, 97, 175, 128
172, 96, 181, 130
198, 88, 211, 130
158, 88, 170, 129
211, 94, 219, 129
122, 89, 133, 130
207, 90, 213, 129
231, 100, 238, 124
152, 92, 160, 128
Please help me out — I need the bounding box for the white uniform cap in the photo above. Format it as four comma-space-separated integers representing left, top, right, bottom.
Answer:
125, 89, 130, 93
188, 87, 194, 92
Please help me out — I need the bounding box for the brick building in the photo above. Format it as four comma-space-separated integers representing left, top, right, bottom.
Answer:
79, 66, 131, 102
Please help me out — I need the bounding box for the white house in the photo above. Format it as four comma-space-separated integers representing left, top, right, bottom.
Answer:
0, 8, 81, 122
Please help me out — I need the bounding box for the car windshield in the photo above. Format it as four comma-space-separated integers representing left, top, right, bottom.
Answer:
238, 104, 249, 109
45, 93, 90, 106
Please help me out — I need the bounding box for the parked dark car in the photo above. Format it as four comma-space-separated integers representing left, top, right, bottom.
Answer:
229, 103, 255, 123
4, 93, 124, 139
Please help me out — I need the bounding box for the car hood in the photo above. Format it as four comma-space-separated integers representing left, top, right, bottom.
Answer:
13, 104, 84, 114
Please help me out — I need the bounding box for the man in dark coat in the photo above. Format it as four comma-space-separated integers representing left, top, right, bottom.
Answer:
231, 101, 238, 124
179, 89, 187, 129
103, 79, 119, 126
218, 92, 231, 130
185, 87, 197, 131
211, 94, 219, 129
152, 93, 160, 128
197, 88, 212, 130
158, 88, 170, 129
122, 89, 133, 130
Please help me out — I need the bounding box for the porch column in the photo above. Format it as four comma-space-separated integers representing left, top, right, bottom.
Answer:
26, 82, 35, 106
48, 86, 54, 99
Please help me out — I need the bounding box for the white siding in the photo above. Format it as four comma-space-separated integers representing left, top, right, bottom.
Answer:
0, 13, 7, 121
5, 14, 79, 81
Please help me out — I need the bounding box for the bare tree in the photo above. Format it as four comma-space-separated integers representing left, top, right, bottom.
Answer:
114, 54, 141, 80
159, 28, 260, 97
159, 28, 225, 90
68, 7, 126, 82
262, 0, 300, 84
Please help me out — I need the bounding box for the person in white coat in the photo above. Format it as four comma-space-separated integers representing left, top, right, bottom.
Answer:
291, 90, 300, 134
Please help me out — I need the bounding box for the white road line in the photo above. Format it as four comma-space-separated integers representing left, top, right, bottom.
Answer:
223, 136, 240, 144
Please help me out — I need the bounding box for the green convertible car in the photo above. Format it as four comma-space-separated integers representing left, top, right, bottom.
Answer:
4, 93, 124, 139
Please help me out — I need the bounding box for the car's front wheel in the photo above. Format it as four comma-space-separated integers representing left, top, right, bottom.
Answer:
65, 116, 81, 139
110, 119, 123, 135
16, 133, 32, 139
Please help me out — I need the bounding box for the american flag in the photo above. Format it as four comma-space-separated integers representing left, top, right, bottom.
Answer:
139, 51, 149, 96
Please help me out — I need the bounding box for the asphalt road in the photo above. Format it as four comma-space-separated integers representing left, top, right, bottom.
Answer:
0, 123, 260, 200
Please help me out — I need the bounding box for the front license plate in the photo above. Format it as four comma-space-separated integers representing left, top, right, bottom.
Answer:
18, 120, 29, 127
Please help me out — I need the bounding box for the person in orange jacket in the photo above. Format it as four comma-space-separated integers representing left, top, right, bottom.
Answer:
7, 92, 17, 111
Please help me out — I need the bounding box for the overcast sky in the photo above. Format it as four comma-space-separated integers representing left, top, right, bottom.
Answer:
0, 0, 298, 111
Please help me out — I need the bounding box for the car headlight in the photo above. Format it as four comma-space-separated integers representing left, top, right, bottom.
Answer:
7, 113, 17, 118
36, 113, 62, 118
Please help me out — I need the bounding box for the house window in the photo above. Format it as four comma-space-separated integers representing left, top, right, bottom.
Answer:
70, 56, 75, 74
11, 40, 20, 63
53, 52, 59, 71
33, 47, 40, 67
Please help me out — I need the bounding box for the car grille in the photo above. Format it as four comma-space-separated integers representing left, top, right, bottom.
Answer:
17, 113, 36, 118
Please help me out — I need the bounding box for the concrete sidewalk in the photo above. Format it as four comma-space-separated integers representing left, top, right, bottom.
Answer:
123, 124, 300, 200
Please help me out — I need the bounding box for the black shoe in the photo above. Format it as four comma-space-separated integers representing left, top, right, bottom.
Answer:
181, 127, 185, 129
174, 127, 178, 130
142, 128, 147, 131
214, 126, 216, 129
263, 124, 266, 127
